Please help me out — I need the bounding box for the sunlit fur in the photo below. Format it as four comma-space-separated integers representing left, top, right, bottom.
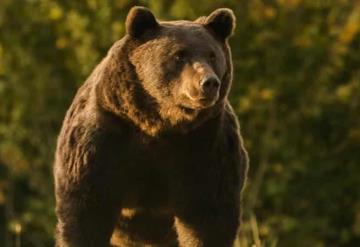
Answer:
54, 6, 248, 247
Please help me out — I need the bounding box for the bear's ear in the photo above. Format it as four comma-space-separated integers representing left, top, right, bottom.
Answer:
126, 6, 159, 39
204, 8, 236, 41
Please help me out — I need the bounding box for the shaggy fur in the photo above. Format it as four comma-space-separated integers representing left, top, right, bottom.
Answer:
54, 6, 248, 247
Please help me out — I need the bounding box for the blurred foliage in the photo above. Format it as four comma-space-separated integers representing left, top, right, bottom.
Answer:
0, 0, 360, 246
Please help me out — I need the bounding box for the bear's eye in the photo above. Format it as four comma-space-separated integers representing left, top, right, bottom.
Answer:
174, 50, 187, 63
209, 51, 216, 62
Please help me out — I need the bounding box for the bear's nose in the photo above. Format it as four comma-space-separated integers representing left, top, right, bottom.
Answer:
200, 76, 220, 95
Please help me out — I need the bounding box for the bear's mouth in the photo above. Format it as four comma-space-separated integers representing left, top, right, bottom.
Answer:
178, 98, 217, 113
176, 90, 219, 112
179, 105, 197, 114
198, 97, 217, 106
184, 95, 218, 110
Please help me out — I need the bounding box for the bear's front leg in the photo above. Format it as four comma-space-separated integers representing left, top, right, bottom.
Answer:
174, 202, 240, 247
55, 190, 116, 247
173, 145, 244, 247
54, 124, 121, 247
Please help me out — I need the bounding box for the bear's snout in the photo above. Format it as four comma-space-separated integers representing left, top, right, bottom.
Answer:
179, 61, 221, 109
180, 73, 221, 110
200, 76, 220, 97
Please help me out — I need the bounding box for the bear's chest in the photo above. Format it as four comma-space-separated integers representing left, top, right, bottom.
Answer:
102, 128, 221, 209
103, 136, 184, 207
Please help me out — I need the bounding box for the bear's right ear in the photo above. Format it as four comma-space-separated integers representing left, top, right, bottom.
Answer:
126, 6, 159, 39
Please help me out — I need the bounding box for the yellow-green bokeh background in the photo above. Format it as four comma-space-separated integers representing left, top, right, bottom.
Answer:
1, 0, 360, 246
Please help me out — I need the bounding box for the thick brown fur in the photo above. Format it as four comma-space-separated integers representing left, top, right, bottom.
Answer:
54, 6, 248, 247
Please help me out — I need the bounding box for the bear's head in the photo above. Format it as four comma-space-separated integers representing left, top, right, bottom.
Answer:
98, 6, 236, 135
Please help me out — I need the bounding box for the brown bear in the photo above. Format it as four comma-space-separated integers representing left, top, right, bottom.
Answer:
54, 6, 248, 247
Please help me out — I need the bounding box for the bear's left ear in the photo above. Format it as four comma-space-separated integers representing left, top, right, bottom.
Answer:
204, 8, 236, 41
126, 6, 159, 39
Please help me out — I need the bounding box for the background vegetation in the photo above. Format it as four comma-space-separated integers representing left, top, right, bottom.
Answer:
1, 0, 360, 246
